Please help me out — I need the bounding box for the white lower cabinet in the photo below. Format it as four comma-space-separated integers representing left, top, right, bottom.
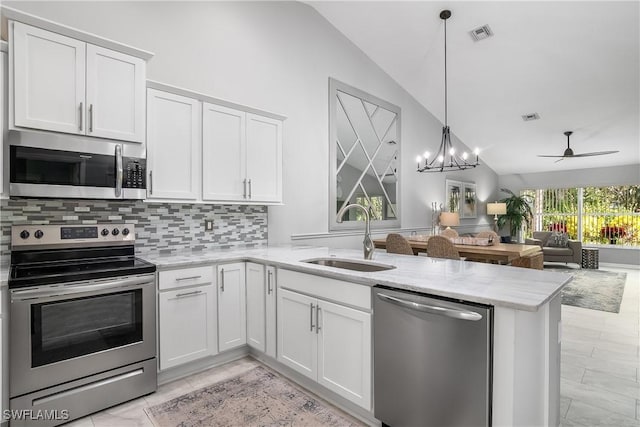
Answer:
246, 262, 266, 352
277, 270, 372, 410
246, 263, 277, 357
217, 263, 247, 352
158, 267, 217, 371
265, 266, 277, 358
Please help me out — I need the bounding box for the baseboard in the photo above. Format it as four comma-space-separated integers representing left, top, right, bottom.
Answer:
157, 346, 249, 385
599, 262, 640, 270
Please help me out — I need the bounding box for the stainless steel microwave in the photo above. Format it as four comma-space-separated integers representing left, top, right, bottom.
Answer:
8, 130, 146, 200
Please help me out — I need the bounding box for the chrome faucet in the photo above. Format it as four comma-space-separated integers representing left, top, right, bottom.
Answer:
336, 203, 374, 260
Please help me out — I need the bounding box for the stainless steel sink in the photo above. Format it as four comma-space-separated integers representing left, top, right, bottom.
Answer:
302, 257, 396, 272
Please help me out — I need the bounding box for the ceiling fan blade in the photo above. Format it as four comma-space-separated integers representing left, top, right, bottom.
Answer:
554, 158, 565, 164
537, 155, 566, 158
570, 150, 619, 157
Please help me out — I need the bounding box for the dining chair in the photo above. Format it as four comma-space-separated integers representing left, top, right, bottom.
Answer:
385, 233, 414, 255
427, 235, 461, 260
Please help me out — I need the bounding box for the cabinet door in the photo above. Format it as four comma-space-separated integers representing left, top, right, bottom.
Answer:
159, 284, 217, 370
246, 113, 282, 202
202, 103, 246, 201
317, 300, 372, 410
277, 288, 317, 380
147, 89, 200, 200
217, 263, 247, 352
265, 266, 277, 358
245, 262, 266, 352
12, 22, 85, 134
86, 44, 145, 142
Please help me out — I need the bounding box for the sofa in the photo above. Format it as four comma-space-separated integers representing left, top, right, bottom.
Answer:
525, 231, 582, 266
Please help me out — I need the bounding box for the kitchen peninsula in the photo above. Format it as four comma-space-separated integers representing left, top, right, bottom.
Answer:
143, 245, 569, 427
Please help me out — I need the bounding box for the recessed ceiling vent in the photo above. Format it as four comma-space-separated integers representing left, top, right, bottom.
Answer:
522, 112, 540, 121
469, 25, 493, 42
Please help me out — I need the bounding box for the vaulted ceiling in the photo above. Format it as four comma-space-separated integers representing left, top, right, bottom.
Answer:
308, 1, 640, 175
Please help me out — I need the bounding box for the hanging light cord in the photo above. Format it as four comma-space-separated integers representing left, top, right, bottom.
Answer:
444, 16, 448, 128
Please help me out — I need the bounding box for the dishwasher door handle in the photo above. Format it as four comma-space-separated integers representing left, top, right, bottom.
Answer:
376, 293, 483, 321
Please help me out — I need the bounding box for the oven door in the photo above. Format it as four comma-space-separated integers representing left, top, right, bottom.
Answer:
9, 274, 156, 398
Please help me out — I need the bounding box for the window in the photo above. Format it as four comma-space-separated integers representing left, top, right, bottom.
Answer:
524, 185, 640, 247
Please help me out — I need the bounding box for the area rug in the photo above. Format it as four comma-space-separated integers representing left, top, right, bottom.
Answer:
145, 365, 364, 427
546, 268, 627, 313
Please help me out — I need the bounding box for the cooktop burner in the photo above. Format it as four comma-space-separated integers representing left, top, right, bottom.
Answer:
9, 224, 156, 289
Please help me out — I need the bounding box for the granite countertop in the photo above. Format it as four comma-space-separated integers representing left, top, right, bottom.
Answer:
141, 245, 571, 312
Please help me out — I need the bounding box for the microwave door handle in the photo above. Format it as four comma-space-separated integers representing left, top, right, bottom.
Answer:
115, 145, 123, 198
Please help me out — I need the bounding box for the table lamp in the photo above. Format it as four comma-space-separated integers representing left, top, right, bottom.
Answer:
487, 202, 507, 232
439, 212, 460, 230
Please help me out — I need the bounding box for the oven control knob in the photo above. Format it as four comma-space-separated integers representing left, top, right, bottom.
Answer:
34, 230, 44, 239
122, 228, 130, 236
20, 230, 30, 239
112, 228, 120, 236
101, 228, 110, 237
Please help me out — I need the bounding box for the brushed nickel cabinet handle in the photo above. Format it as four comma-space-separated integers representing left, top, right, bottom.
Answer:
243, 179, 247, 199
310, 303, 315, 331
220, 268, 225, 292
248, 179, 252, 199
176, 290, 202, 298
79, 102, 83, 131
89, 104, 94, 132
316, 306, 321, 334
175, 275, 202, 281
149, 170, 153, 195
267, 270, 273, 295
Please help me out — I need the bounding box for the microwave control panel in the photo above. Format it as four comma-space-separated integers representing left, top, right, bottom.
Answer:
124, 158, 146, 189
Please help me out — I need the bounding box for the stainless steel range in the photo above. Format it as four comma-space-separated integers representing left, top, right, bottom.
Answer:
8, 224, 157, 427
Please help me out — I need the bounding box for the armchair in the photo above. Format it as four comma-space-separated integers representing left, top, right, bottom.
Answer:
525, 231, 582, 266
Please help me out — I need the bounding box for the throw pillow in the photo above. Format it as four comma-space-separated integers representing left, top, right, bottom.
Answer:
545, 231, 569, 248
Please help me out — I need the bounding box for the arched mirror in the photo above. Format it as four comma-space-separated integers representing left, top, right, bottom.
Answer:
329, 78, 401, 231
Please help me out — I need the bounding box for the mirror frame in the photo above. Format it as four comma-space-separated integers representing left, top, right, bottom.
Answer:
329, 78, 401, 231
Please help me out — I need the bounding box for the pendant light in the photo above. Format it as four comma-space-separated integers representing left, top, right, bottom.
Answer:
417, 10, 480, 173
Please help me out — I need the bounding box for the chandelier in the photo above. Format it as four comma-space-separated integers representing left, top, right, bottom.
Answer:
417, 10, 479, 173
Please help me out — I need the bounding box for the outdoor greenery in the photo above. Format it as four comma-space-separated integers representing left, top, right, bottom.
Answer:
522, 185, 640, 246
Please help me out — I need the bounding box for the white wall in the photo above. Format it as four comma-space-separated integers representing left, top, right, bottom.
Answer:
3, 1, 499, 248
500, 164, 640, 266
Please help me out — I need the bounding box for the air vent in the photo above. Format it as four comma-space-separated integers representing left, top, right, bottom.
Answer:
469, 25, 494, 41
522, 113, 540, 121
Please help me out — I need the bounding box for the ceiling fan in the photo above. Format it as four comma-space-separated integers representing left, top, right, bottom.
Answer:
538, 131, 619, 162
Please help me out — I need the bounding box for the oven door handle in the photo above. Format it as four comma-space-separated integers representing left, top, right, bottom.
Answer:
11, 276, 154, 302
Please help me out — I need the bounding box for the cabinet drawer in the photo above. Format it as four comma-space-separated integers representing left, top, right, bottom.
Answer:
159, 266, 214, 290
277, 269, 371, 311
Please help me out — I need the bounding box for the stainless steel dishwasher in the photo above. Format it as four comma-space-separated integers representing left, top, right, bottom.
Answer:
373, 286, 493, 427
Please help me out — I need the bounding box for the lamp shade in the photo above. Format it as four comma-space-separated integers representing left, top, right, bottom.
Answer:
487, 202, 507, 216
440, 211, 460, 227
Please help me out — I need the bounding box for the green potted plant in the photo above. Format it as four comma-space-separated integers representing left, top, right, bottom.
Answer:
496, 188, 534, 243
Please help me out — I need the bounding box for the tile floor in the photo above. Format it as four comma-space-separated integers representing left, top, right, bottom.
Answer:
65, 263, 640, 427
559, 263, 640, 426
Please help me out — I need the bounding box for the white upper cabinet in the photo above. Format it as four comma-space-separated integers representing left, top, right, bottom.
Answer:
246, 114, 282, 203
10, 21, 146, 143
202, 103, 282, 203
12, 22, 85, 135
86, 45, 145, 142
202, 103, 246, 201
147, 89, 201, 200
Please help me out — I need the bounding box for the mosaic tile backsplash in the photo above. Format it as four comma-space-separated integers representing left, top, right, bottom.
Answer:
0, 199, 267, 261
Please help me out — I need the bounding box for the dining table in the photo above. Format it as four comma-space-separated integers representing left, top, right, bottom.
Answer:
372, 235, 543, 264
